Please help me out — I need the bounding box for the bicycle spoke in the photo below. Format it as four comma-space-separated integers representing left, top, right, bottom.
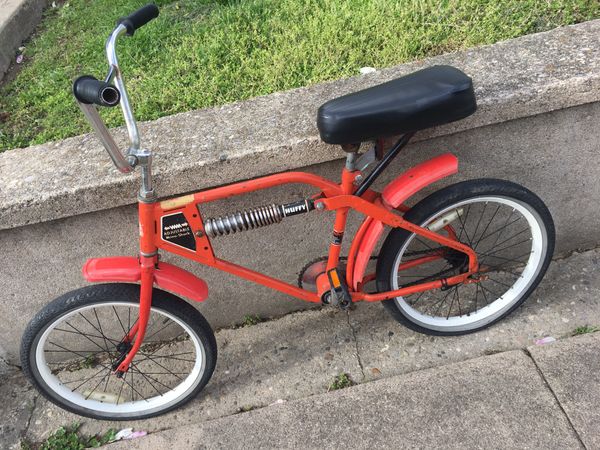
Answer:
480, 282, 490, 305
117, 378, 125, 405
130, 363, 164, 397
446, 288, 458, 319
471, 201, 488, 246
112, 306, 128, 335
476, 251, 531, 265
407, 291, 426, 306
59, 322, 111, 352
472, 204, 501, 248
475, 215, 521, 249
479, 283, 503, 300
486, 277, 513, 289
53, 327, 117, 344
78, 311, 120, 346
32, 295, 210, 418
136, 355, 196, 363
457, 204, 473, 246
415, 237, 435, 250
122, 369, 150, 403
455, 287, 463, 316
134, 353, 185, 381
71, 366, 110, 393
47, 341, 111, 367
44, 348, 107, 354
144, 318, 177, 342
479, 236, 532, 264
127, 307, 131, 334
130, 369, 135, 402
428, 289, 454, 316
92, 309, 114, 364
84, 371, 112, 400
61, 371, 110, 387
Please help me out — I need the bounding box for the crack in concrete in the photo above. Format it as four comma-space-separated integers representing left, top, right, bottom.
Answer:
522, 349, 587, 450
346, 310, 366, 381
21, 392, 39, 445
1, 357, 21, 370
552, 245, 600, 262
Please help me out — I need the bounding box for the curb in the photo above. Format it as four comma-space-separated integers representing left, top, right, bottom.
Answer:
0, 0, 47, 82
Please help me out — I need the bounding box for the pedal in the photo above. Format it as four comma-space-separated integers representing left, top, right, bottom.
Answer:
327, 268, 352, 310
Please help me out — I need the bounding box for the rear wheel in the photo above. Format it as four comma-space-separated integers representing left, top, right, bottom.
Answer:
376, 179, 555, 335
20, 283, 217, 420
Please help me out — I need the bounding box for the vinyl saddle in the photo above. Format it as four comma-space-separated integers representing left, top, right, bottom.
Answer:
317, 65, 477, 146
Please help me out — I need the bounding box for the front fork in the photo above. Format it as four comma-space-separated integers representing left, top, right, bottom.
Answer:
114, 255, 155, 375
114, 201, 157, 375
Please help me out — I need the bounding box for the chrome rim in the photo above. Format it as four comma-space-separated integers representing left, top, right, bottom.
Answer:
34, 302, 206, 416
390, 196, 547, 332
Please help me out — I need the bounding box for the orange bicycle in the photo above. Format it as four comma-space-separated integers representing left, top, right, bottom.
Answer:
21, 4, 555, 420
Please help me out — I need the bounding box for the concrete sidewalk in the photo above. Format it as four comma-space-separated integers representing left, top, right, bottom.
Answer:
112, 339, 599, 449
2, 247, 599, 449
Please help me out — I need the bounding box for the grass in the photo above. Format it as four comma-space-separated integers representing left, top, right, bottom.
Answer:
328, 373, 354, 391
20, 423, 116, 450
1, 0, 598, 151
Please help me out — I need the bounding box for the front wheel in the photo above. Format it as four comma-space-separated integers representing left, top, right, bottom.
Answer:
376, 179, 555, 336
20, 283, 217, 420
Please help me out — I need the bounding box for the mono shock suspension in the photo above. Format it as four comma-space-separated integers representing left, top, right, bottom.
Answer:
204, 199, 314, 237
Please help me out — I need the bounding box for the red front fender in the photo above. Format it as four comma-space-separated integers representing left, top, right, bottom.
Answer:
348, 153, 458, 290
83, 256, 208, 302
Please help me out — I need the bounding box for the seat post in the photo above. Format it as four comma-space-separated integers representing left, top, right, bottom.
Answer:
354, 132, 415, 197
345, 151, 359, 171
340, 143, 360, 171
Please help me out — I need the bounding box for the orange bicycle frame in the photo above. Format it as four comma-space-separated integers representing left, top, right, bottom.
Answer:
85, 150, 480, 373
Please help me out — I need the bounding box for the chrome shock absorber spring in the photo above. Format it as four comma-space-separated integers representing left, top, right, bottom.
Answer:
204, 199, 313, 237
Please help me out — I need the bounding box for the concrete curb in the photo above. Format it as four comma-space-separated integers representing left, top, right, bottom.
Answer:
0, 0, 46, 82
1, 19, 599, 230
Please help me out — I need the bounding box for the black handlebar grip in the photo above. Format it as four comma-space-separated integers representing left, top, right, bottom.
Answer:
73, 75, 121, 107
117, 3, 159, 36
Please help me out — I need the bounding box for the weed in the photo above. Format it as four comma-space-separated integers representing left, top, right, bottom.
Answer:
328, 373, 354, 391
236, 404, 257, 413
572, 325, 600, 336
21, 423, 116, 450
241, 314, 263, 327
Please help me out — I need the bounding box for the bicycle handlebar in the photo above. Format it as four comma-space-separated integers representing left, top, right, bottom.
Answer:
117, 3, 159, 36
72, 4, 160, 174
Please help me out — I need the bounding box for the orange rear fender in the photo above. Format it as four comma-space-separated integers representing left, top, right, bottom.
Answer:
348, 153, 458, 290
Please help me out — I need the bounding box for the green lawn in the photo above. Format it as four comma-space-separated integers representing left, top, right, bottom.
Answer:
0, 0, 598, 151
